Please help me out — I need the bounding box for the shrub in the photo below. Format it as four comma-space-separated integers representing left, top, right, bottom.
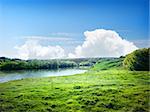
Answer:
123, 48, 149, 71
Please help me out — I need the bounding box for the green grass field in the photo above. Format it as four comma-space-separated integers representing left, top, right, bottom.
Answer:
0, 59, 150, 112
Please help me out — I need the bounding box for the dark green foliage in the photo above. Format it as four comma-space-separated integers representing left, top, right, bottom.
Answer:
79, 61, 93, 66
58, 61, 77, 68
123, 48, 149, 71
0, 58, 78, 70
0, 57, 100, 70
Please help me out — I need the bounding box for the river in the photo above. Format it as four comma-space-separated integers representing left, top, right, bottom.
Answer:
0, 68, 87, 83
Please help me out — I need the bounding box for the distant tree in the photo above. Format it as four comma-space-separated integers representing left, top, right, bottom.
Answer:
123, 48, 149, 71
0, 57, 8, 60
79, 61, 93, 66
119, 56, 125, 58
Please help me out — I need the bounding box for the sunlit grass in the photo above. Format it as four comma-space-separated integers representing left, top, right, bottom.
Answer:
0, 69, 149, 112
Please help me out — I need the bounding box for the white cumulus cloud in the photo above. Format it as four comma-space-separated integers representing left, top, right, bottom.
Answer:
15, 40, 66, 60
68, 29, 138, 58
14, 29, 138, 59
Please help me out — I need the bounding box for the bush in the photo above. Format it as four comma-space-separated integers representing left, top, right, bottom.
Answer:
123, 48, 149, 71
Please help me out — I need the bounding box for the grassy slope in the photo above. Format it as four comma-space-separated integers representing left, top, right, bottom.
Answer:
91, 58, 124, 71
0, 58, 150, 112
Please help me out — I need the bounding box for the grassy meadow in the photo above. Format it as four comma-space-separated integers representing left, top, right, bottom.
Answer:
0, 58, 150, 112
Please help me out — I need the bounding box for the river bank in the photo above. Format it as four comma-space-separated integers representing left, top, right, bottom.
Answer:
0, 69, 149, 112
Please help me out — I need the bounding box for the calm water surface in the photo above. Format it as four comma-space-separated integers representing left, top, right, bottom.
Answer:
0, 69, 87, 83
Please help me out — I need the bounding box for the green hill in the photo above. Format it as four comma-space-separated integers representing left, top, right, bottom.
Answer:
91, 58, 124, 71
123, 48, 149, 71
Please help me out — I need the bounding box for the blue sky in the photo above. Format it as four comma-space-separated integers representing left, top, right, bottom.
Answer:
0, 0, 149, 58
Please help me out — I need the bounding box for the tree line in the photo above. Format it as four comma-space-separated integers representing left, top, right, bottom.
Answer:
0, 58, 77, 70
0, 57, 99, 70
